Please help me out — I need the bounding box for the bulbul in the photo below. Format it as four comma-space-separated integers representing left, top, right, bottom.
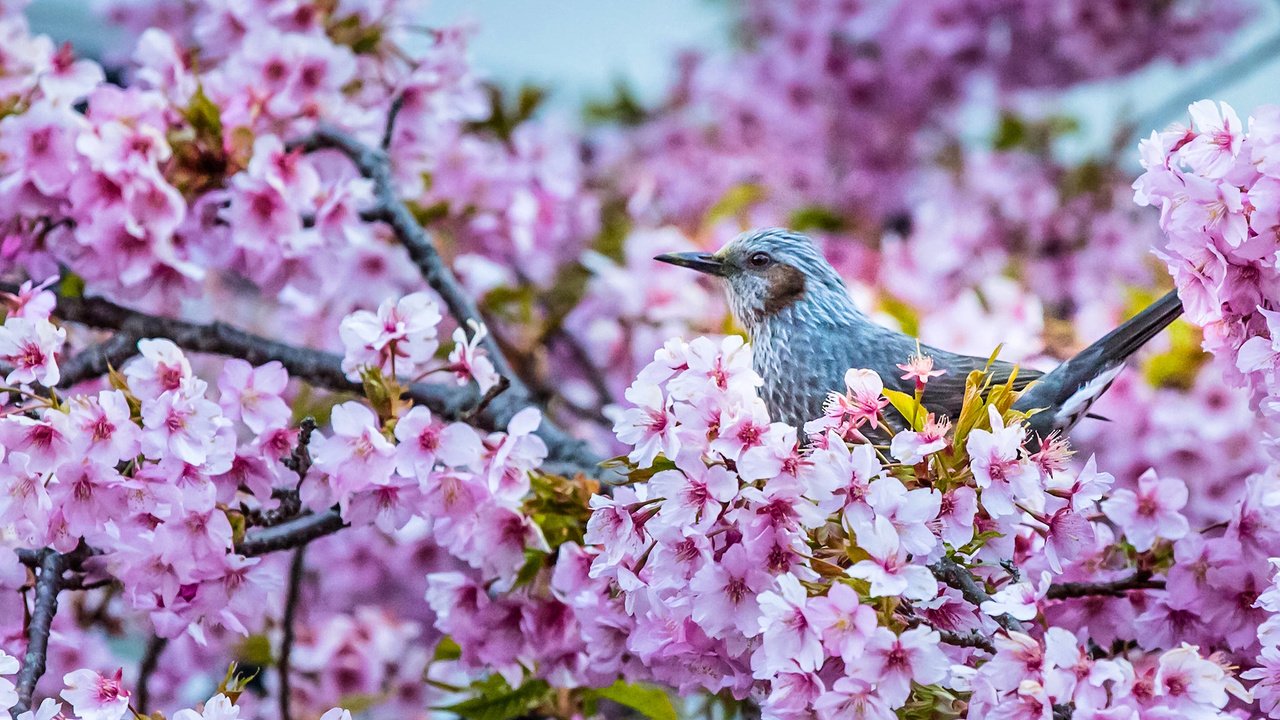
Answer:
656, 228, 1182, 441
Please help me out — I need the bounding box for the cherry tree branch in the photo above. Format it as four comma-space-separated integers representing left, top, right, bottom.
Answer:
1045, 572, 1165, 600
135, 635, 168, 715
936, 629, 996, 654
55, 331, 140, 389
285, 126, 606, 473
278, 546, 306, 720
2, 285, 604, 478
13, 550, 69, 715
236, 511, 347, 557
929, 558, 1025, 633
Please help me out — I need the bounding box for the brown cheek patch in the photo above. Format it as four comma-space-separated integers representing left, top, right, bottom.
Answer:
763, 265, 807, 316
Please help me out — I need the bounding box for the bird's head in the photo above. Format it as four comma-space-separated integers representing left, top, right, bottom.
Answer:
655, 228, 851, 331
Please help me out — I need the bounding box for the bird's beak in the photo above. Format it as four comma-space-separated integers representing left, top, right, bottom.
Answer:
654, 251, 727, 277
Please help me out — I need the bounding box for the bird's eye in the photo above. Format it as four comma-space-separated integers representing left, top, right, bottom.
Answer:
747, 252, 772, 268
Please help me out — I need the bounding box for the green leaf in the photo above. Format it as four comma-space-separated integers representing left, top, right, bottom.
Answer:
876, 293, 919, 338
703, 183, 764, 226
882, 388, 924, 432
787, 205, 846, 233
236, 634, 274, 666
435, 678, 551, 720
59, 271, 85, 299
588, 681, 678, 720
183, 85, 224, 139
433, 636, 462, 663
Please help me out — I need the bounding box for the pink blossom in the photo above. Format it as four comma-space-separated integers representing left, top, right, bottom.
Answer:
850, 626, 950, 707
1100, 468, 1189, 551
217, 359, 291, 434
69, 390, 142, 464
447, 320, 500, 393
982, 572, 1051, 622
847, 515, 937, 600
173, 694, 240, 720
124, 339, 192, 401
61, 668, 130, 720
393, 406, 483, 477
1043, 508, 1097, 573
0, 316, 65, 386
897, 352, 946, 389
815, 368, 890, 435
813, 678, 894, 720
753, 573, 824, 675
613, 381, 679, 468
689, 543, 773, 638
339, 292, 443, 381
649, 465, 737, 532
889, 414, 951, 464
308, 402, 395, 500
967, 406, 1041, 516
807, 581, 877, 665
1181, 100, 1243, 178
140, 378, 229, 466
936, 486, 978, 548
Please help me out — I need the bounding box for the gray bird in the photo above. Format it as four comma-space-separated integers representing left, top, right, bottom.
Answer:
655, 228, 1183, 441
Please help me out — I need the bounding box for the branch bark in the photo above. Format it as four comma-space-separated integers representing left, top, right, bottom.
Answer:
3, 285, 604, 479
1045, 572, 1164, 600
287, 126, 605, 475
13, 550, 69, 715
135, 635, 168, 715
929, 557, 1025, 633
278, 546, 306, 720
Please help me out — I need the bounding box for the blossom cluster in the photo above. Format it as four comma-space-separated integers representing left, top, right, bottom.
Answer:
563, 336, 1262, 718
1135, 100, 1280, 453
0, 653, 354, 720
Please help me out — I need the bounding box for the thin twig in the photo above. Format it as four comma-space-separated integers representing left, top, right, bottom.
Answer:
904, 615, 996, 653
462, 376, 510, 422
278, 546, 306, 720
381, 93, 406, 150
929, 557, 1025, 633
13, 550, 68, 714
135, 635, 168, 715
1046, 572, 1164, 600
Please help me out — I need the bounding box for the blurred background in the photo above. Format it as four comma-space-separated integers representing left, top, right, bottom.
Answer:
26, 0, 1280, 157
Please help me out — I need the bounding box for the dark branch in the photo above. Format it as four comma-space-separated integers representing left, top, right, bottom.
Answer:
929, 557, 1025, 633
278, 546, 306, 720
56, 332, 140, 389
13, 550, 69, 714
1046, 572, 1165, 600
237, 511, 346, 557
381, 93, 406, 150
135, 635, 168, 715
937, 628, 996, 654
462, 375, 510, 423
1, 285, 604, 479
290, 125, 605, 476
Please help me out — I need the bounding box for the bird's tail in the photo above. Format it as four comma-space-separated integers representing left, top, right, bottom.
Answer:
1016, 289, 1183, 435
1078, 289, 1184, 369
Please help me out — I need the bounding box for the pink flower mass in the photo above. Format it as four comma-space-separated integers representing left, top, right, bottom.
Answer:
0, 0, 1277, 719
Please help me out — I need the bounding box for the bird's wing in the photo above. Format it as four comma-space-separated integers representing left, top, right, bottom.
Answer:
916, 355, 1044, 421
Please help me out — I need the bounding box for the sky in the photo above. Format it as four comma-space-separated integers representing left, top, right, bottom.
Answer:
24, 0, 1280, 161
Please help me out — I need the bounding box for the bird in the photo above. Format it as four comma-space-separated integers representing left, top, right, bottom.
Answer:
654, 227, 1183, 442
